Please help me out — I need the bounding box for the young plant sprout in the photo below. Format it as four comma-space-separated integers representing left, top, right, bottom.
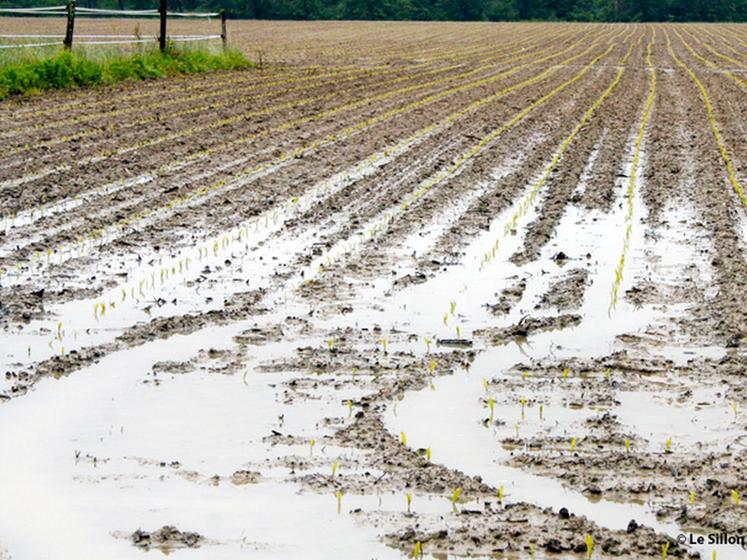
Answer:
442, 313, 449, 326
451, 487, 462, 512
690, 491, 696, 505
732, 489, 740, 506
346, 399, 353, 417
520, 397, 526, 420
426, 447, 431, 461
522, 371, 529, 379
570, 437, 577, 451
585, 534, 593, 559
665, 437, 672, 453
530, 543, 535, 559
605, 368, 611, 380
424, 336, 432, 353
482, 378, 489, 393
455, 325, 461, 338
488, 397, 495, 422
406, 492, 412, 513
661, 541, 670, 559
336, 489, 342, 514
428, 361, 437, 373
498, 485, 504, 503
56, 321, 62, 341
732, 402, 738, 419
562, 367, 570, 380
450, 301, 456, 316
380, 337, 388, 353
539, 403, 544, 420
326, 339, 334, 351
514, 422, 520, 438
331, 461, 338, 477
412, 541, 422, 558
309, 439, 316, 456
121, 288, 126, 302
400, 432, 407, 446
625, 439, 631, 452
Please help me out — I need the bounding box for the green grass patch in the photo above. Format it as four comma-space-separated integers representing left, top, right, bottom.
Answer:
0, 45, 254, 100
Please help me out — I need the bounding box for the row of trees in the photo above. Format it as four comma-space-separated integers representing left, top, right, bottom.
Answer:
2, 0, 746, 21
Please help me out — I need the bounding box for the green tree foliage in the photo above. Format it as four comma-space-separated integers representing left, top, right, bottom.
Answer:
0, 0, 745, 21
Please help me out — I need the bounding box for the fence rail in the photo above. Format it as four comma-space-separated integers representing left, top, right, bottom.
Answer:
0, 2, 228, 51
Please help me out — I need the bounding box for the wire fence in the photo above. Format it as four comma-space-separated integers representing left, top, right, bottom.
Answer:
0, 3, 227, 50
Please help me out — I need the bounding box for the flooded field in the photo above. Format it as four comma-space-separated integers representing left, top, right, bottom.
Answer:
0, 19, 746, 560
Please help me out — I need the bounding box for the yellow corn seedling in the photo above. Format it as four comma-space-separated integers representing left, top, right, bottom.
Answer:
539, 403, 545, 420
309, 439, 316, 456
514, 423, 520, 438
451, 487, 462, 512
662, 541, 670, 559
380, 337, 388, 353
442, 313, 449, 326
732, 489, 740, 506
522, 371, 529, 379
605, 368, 611, 380
400, 432, 407, 446
732, 402, 738, 419
56, 321, 62, 341
690, 491, 696, 505
406, 493, 412, 513
326, 339, 334, 350
530, 543, 535, 559
424, 336, 432, 353
450, 301, 456, 316
585, 534, 593, 559
331, 461, 338, 477
570, 437, 577, 451
428, 361, 437, 373
712, 551, 717, 560
336, 489, 342, 514
455, 326, 461, 338
488, 397, 495, 422
482, 378, 489, 393
520, 397, 526, 420
426, 447, 431, 461
346, 399, 353, 417
498, 485, 504, 502
412, 541, 422, 558
665, 438, 672, 453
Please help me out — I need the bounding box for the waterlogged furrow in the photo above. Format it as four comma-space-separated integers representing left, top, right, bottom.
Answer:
609, 33, 657, 314
297, 43, 625, 290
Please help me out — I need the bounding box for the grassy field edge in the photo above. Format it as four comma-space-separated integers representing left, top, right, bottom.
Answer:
0, 46, 255, 100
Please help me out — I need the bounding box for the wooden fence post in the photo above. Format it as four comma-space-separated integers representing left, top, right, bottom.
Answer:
158, 0, 167, 52
63, 0, 75, 49
220, 9, 227, 51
